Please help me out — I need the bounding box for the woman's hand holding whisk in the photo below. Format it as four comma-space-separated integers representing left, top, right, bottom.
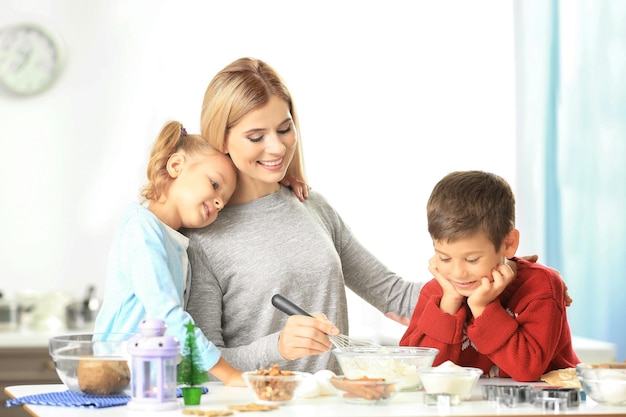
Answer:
277, 313, 340, 360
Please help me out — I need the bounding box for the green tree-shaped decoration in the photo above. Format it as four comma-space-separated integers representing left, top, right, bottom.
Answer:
177, 321, 209, 386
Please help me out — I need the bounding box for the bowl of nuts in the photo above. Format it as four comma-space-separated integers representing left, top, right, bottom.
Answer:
242, 364, 308, 405
330, 376, 399, 405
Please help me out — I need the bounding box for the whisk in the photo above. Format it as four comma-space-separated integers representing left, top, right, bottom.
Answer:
271, 294, 381, 350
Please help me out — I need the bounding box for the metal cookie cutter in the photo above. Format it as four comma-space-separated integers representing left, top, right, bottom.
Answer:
531, 387, 581, 410
482, 384, 533, 407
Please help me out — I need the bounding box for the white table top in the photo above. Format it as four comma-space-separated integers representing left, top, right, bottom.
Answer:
5, 380, 626, 417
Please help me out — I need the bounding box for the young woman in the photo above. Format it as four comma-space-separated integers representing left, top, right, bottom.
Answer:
185, 58, 422, 374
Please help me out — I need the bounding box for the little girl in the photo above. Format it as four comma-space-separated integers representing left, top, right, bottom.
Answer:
94, 120, 244, 386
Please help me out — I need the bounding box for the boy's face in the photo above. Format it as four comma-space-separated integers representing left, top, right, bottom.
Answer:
432, 232, 508, 298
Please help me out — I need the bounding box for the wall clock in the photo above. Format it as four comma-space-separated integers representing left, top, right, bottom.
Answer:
0, 23, 64, 96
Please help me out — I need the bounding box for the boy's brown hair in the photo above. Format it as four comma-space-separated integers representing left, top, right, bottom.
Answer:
427, 170, 515, 251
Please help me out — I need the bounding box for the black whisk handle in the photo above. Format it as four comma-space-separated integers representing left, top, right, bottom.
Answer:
271, 294, 313, 317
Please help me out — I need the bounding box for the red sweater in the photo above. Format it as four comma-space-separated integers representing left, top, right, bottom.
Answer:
399, 257, 580, 381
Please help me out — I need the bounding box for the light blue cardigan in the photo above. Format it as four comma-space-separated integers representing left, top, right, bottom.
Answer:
94, 203, 220, 372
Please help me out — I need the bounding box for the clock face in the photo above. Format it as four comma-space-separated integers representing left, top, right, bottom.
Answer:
0, 24, 63, 96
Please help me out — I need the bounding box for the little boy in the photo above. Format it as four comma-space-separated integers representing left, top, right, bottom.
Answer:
400, 170, 579, 382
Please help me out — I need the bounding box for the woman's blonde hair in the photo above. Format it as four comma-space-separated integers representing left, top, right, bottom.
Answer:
200, 57, 306, 183
141, 120, 221, 202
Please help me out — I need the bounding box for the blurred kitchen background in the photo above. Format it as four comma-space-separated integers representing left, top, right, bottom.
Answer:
0, 0, 624, 363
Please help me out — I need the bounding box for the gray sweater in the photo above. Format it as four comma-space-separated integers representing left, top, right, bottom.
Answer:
185, 186, 421, 374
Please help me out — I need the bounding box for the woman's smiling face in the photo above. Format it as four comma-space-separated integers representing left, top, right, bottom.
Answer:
433, 232, 507, 297
224, 95, 297, 193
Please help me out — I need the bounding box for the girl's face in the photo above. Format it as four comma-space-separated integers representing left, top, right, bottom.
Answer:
224, 95, 297, 195
170, 152, 236, 229
433, 232, 507, 298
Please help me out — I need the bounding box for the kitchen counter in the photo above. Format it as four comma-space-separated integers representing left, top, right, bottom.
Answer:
5, 380, 626, 417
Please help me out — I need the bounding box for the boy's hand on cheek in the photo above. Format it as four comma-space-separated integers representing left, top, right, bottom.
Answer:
429, 257, 464, 314
428, 257, 457, 295
468, 263, 515, 317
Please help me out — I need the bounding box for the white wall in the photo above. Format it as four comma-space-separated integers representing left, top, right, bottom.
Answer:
0, 0, 516, 339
